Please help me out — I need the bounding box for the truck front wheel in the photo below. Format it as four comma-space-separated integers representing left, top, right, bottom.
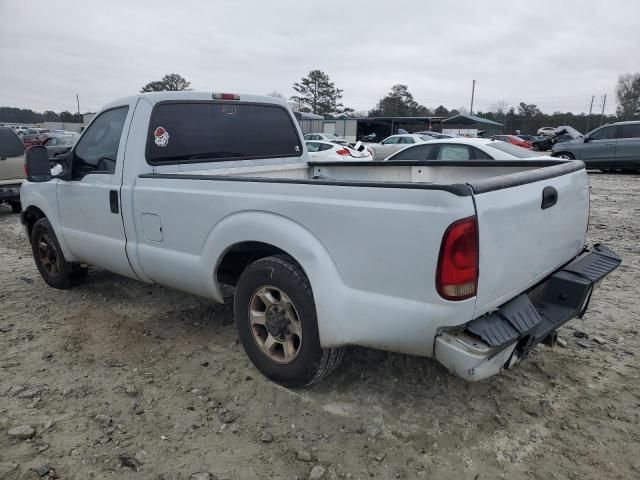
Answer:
234, 255, 344, 387
31, 218, 87, 289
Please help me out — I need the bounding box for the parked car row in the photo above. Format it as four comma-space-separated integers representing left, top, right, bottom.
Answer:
304, 121, 640, 171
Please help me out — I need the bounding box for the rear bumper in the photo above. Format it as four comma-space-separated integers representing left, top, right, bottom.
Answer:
0, 184, 21, 201
434, 243, 621, 381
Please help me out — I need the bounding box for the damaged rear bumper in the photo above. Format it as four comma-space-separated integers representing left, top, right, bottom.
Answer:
434, 243, 621, 381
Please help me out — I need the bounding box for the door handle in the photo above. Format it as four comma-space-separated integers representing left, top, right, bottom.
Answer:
109, 190, 119, 214
541, 186, 558, 209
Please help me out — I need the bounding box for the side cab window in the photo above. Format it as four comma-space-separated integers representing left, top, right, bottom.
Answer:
72, 107, 129, 178
589, 126, 616, 141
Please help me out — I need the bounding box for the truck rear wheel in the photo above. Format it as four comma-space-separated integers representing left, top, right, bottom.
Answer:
234, 255, 344, 387
31, 218, 87, 289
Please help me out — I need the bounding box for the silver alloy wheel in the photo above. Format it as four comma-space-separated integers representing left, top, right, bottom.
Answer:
248, 286, 303, 364
558, 154, 573, 159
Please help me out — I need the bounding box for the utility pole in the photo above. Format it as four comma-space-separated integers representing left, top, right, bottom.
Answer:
600, 94, 607, 126
76, 94, 80, 116
470, 79, 476, 115
586, 95, 594, 132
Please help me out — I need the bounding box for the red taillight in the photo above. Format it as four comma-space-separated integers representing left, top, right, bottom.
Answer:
436, 216, 478, 301
23, 163, 29, 176
212, 93, 239, 100
335, 148, 350, 156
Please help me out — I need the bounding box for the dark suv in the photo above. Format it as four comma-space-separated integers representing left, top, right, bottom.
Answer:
552, 121, 640, 171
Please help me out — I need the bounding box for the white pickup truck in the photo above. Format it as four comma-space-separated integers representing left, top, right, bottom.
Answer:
20, 92, 621, 387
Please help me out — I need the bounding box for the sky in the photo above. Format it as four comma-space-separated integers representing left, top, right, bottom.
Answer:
1, 0, 638, 115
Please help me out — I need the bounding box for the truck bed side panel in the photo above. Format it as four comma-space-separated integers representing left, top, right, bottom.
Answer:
130, 177, 477, 355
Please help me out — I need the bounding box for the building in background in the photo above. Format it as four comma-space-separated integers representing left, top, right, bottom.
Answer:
298, 116, 444, 142
297, 113, 503, 142
441, 114, 503, 137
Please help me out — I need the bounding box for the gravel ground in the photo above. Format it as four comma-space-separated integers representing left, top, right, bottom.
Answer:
1, 172, 639, 480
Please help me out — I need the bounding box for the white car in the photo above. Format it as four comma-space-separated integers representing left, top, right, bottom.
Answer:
303, 133, 347, 144
384, 138, 553, 161
20, 91, 620, 387
305, 140, 372, 161
365, 134, 433, 160
537, 127, 556, 136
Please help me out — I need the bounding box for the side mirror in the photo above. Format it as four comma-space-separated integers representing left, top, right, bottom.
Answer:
25, 146, 52, 182
583, 136, 589, 143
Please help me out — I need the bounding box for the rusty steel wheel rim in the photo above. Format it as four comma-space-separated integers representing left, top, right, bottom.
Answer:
248, 286, 303, 364
38, 233, 59, 276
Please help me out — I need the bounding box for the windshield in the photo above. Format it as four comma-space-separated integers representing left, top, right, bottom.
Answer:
324, 133, 339, 139
485, 141, 544, 158
58, 135, 79, 146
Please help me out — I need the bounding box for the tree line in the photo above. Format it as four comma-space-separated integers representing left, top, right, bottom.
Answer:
0, 107, 82, 124
3, 71, 638, 134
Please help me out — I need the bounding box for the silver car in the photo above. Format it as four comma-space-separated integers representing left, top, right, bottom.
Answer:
552, 121, 640, 171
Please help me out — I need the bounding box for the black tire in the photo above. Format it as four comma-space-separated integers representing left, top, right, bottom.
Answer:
553, 152, 574, 160
9, 201, 21, 213
234, 255, 344, 387
31, 218, 87, 289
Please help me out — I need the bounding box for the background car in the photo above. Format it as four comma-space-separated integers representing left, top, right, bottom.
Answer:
532, 125, 582, 151
491, 134, 532, 149
20, 128, 50, 148
303, 133, 348, 145
305, 140, 372, 161
384, 138, 550, 161
552, 121, 640, 171
42, 132, 80, 158
537, 127, 556, 136
0, 127, 26, 212
415, 131, 458, 139
364, 133, 433, 160
516, 134, 540, 142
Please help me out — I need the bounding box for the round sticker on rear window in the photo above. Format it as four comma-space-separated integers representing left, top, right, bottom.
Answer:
154, 126, 169, 147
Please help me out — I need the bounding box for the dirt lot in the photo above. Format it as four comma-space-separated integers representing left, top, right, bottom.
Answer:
1, 172, 639, 480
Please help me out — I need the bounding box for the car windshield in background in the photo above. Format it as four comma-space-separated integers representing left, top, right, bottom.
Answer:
58, 135, 79, 145
485, 141, 544, 158
419, 135, 434, 141
324, 133, 339, 139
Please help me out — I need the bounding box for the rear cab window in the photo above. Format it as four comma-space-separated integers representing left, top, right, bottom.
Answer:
147, 102, 302, 164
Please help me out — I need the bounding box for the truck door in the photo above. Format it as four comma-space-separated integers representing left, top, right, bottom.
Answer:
581, 125, 617, 167
614, 123, 640, 167
55, 104, 137, 278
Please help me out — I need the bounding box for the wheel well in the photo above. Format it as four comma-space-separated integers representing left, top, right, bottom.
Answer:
23, 206, 46, 238
216, 241, 300, 287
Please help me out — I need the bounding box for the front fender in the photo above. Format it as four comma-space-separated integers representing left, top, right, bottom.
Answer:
20, 180, 77, 262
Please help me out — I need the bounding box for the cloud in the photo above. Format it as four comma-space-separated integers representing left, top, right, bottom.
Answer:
0, 0, 637, 114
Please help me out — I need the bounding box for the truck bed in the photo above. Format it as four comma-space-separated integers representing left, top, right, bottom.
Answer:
163, 159, 583, 197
